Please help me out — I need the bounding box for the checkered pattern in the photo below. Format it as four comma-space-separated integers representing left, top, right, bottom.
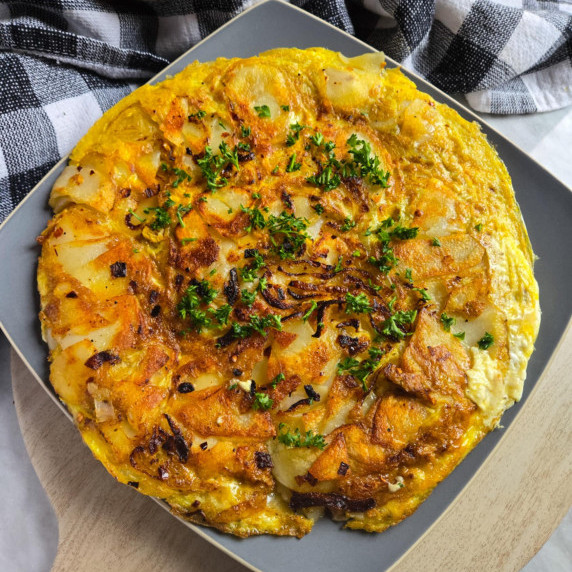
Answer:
0, 0, 571, 222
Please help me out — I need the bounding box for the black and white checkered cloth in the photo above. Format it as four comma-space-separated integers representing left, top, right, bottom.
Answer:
1, 0, 571, 222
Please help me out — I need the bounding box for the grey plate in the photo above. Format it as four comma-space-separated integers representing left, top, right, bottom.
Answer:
1, 1, 571, 571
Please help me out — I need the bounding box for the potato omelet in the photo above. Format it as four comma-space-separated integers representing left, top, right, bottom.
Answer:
37, 48, 540, 537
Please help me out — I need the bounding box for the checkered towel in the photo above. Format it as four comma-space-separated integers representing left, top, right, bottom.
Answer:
1, 0, 571, 222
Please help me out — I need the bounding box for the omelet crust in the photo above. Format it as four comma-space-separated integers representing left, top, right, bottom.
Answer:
37, 48, 540, 537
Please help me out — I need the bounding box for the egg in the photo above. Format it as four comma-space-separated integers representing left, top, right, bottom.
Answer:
37, 48, 539, 537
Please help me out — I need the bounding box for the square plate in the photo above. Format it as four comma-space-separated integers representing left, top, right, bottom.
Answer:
1, 1, 571, 571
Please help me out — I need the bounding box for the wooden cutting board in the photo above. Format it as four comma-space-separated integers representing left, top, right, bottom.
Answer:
11, 329, 572, 572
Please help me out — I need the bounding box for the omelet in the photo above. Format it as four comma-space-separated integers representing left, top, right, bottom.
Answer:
37, 48, 540, 537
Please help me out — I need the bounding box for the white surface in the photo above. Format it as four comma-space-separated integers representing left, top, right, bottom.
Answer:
0, 101, 571, 571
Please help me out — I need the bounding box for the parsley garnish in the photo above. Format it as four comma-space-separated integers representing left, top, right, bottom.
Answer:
413, 287, 430, 301
312, 203, 324, 215
337, 347, 384, 391
266, 211, 310, 260
345, 134, 390, 187
302, 300, 318, 322
241, 205, 266, 232
477, 332, 494, 350
188, 110, 206, 120
475, 223, 482, 232
177, 280, 218, 332
254, 105, 271, 118
270, 373, 285, 388
454, 331, 466, 340
440, 313, 455, 332
210, 304, 232, 326
286, 122, 305, 146
345, 292, 372, 314
241, 125, 251, 138
161, 163, 192, 188
252, 392, 273, 411
240, 251, 265, 282
145, 206, 171, 231
286, 153, 302, 172
432, 237, 441, 247
404, 268, 413, 282
281, 104, 290, 111
334, 255, 344, 273
241, 289, 256, 307
181, 237, 197, 245
196, 142, 240, 192
340, 217, 356, 232
381, 310, 417, 340
277, 424, 326, 450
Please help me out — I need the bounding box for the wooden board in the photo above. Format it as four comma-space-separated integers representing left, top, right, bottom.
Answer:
11, 323, 572, 572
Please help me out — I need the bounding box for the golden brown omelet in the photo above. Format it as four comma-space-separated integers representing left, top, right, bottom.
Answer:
37, 48, 540, 537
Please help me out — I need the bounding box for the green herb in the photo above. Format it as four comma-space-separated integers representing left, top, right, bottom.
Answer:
271, 165, 279, 174
475, 223, 482, 232
454, 331, 466, 340
368, 279, 381, 292
440, 313, 455, 332
270, 373, 285, 389
240, 251, 265, 282
345, 292, 372, 314
345, 134, 390, 187
237, 141, 250, 152
257, 276, 268, 292
337, 347, 384, 391
432, 237, 441, 247
477, 332, 494, 350
367, 218, 418, 275
340, 217, 356, 232
177, 279, 218, 332
286, 153, 301, 172
196, 142, 240, 192
277, 424, 326, 450
281, 104, 290, 111
144, 206, 172, 231
176, 204, 192, 227
252, 392, 273, 411
286, 122, 305, 146
128, 208, 146, 224
133, 248, 139, 253
334, 255, 344, 273
248, 313, 282, 336
302, 300, 318, 322
352, 249, 361, 257
210, 304, 232, 326
181, 237, 198, 245
404, 268, 413, 282
229, 383, 238, 390
266, 211, 310, 260
254, 105, 271, 118
252, 192, 261, 199
241, 289, 256, 307
312, 204, 324, 215
306, 166, 341, 192
188, 110, 206, 120
310, 132, 324, 147
241, 125, 251, 138
380, 310, 417, 341
241, 205, 266, 232
161, 164, 192, 188
227, 207, 233, 214
388, 296, 397, 311
413, 287, 431, 302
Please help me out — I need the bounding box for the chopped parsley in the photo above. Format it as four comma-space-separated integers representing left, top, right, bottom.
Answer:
128, 208, 146, 224
477, 332, 494, 350
241, 125, 251, 138
380, 309, 417, 341
334, 255, 344, 273
440, 313, 455, 332
337, 347, 384, 391
281, 104, 290, 111
160, 163, 192, 188
340, 217, 356, 232
176, 203, 192, 227
306, 166, 341, 192
188, 110, 206, 120
413, 287, 431, 301
475, 223, 483, 232
252, 392, 273, 411
286, 153, 302, 172
180, 237, 198, 245
302, 300, 318, 322
367, 217, 418, 274
277, 424, 326, 450
345, 292, 372, 314
177, 280, 218, 333
240, 251, 265, 282
312, 203, 324, 215
144, 206, 171, 231
210, 304, 232, 326
270, 373, 285, 388
241, 289, 257, 307
345, 134, 390, 187
432, 237, 441, 247
241, 205, 266, 232
286, 122, 305, 146
404, 268, 413, 282
254, 105, 271, 118
196, 142, 240, 192
266, 211, 310, 260
352, 249, 361, 257
454, 331, 466, 340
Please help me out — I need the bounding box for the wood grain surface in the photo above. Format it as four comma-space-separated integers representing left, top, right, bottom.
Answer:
11, 322, 572, 572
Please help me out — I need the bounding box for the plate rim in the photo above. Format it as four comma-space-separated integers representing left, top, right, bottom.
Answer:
0, 1, 570, 570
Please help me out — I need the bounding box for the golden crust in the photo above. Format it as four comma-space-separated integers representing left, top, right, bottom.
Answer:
37, 48, 540, 537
